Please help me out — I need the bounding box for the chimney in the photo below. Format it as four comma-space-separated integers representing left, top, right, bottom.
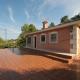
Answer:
42, 21, 48, 29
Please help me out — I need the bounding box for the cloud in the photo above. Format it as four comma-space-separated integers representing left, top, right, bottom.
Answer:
8, 6, 16, 23
6, 27, 21, 39
25, 10, 30, 19
38, 12, 45, 21
64, 0, 80, 17
38, 0, 61, 20
38, 0, 80, 17
0, 23, 20, 34
0, 24, 21, 39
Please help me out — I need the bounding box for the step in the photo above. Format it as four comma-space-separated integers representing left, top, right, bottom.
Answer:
43, 54, 71, 63
26, 48, 72, 59
25, 48, 72, 63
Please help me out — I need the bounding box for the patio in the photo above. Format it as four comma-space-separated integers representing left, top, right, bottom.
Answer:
0, 48, 78, 80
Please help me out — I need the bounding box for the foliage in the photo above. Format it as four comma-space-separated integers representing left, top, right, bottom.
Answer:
6, 39, 17, 48
16, 35, 26, 48
0, 37, 5, 48
60, 13, 80, 24
60, 15, 70, 23
49, 22, 55, 27
21, 24, 36, 34
17, 23, 37, 48
71, 13, 80, 21
0, 37, 17, 48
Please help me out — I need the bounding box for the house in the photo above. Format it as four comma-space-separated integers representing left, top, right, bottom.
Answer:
26, 20, 80, 57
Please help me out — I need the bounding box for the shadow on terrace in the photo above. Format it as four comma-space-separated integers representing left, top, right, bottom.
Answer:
9, 48, 72, 63
0, 68, 77, 80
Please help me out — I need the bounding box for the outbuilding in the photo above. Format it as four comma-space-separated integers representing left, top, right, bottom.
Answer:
26, 20, 80, 58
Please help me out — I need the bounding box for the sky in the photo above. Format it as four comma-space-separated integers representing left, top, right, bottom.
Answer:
0, 0, 80, 39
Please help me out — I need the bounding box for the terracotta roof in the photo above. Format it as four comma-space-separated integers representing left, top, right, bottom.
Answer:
26, 20, 80, 36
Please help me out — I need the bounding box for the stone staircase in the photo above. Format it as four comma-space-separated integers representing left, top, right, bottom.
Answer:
26, 48, 72, 63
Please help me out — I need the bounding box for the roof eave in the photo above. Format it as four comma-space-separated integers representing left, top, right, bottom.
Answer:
26, 20, 80, 36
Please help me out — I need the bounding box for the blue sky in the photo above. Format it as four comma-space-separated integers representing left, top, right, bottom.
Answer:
0, 0, 80, 39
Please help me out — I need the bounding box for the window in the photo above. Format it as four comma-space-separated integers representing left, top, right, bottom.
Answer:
69, 26, 73, 32
40, 34, 46, 43
50, 32, 58, 43
27, 37, 31, 44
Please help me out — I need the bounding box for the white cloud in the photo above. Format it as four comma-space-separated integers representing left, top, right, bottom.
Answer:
8, 6, 16, 23
7, 27, 20, 39
38, 12, 45, 21
64, 0, 80, 17
0, 24, 21, 39
38, 0, 80, 17
25, 10, 30, 19
38, 0, 61, 20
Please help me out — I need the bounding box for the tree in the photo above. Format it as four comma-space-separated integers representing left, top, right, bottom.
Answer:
7, 39, 17, 48
60, 15, 70, 23
0, 37, 5, 48
49, 22, 55, 27
29, 24, 37, 32
17, 23, 37, 48
21, 24, 36, 36
71, 13, 80, 21
21, 24, 29, 34
16, 36, 26, 48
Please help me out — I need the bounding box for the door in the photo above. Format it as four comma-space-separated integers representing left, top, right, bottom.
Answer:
33, 36, 36, 48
